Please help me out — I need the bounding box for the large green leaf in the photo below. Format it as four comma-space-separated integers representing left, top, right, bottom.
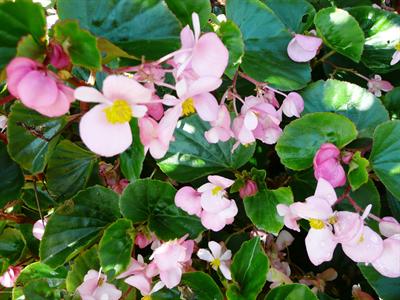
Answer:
99, 219, 134, 279
180, 272, 224, 300
23, 280, 62, 300
301, 79, 389, 138
58, 0, 181, 60
46, 140, 97, 200
314, 7, 365, 62
226, 237, 269, 300
0, 228, 26, 264
120, 179, 204, 240
265, 284, 318, 300
262, 0, 316, 33
244, 187, 293, 235
165, 0, 211, 28
384, 87, 400, 118
0, 0, 46, 69
359, 264, 400, 300
0, 141, 24, 206
40, 186, 120, 268
369, 120, 400, 200
347, 151, 369, 191
348, 6, 400, 73
276, 112, 358, 170
157, 114, 255, 182
226, 0, 311, 91
7, 102, 67, 174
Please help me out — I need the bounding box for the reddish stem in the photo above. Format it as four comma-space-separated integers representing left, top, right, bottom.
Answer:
0, 132, 7, 144
0, 95, 14, 105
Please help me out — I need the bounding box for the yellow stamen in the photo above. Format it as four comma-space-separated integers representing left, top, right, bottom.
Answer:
211, 258, 221, 269
103, 99, 132, 124
211, 186, 223, 196
395, 42, 400, 51
358, 234, 364, 244
182, 98, 195, 116
141, 296, 151, 300
97, 277, 104, 286
328, 216, 337, 224
309, 218, 325, 230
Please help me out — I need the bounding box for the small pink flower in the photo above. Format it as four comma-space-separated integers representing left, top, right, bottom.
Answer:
48, 43, 70, 69
371, 234, 400, 278
281, 92, 304, 118
239, 179, 258, 199
313, 143, 346, 188
197, 241, 232, 280
0, 266, 22, 288
33, 219, 47, 240
75, 75, 152, 157
6, 57, 74, 117
204, 105, 233, 143
76, 270, 122, 300
287, 34, 323, 62
367, 75, 393, 97
379, 216, 400, 238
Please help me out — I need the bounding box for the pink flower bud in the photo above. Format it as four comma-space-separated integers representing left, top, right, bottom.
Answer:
341, 151, 353, 165
367, 75, 393, 97
48, 43, 70, 69
33, 219, 47, 240
239, 179, 258, 199
0, 266, 22, 288
313, 143, 346, 188
135, 233, 155, 249
281, 92, 304, 118
287, 34, 322, 62
379, 216, 400, 238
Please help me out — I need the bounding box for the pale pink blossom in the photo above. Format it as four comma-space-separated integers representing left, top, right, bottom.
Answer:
74, 75, 152, 157
6, 57, 74, 117
204, 105, 233, 143
390, 44, 400, 65
0, 266, 22, 288
259, 88, 279, 108
33, 219, 47, 240
367, 75, 393, 97
371, 234, 400, 278
281, 92, 304, 118
200, 200, 238, 232
313, 143, 346, 188
379, 216, 400, 238
77, 270, 122, 300
197, 241, 232, 280
239, 179, 258, 199
287, 34, 323, 62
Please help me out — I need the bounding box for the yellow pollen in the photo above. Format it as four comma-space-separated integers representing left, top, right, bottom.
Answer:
103, 99, 132, 124
212, 186, 223, 196
97, 277, 104, 286
358, 234, 364, 244
211, 258, 221, 269
141, 296, 152, 300
328, 216, 337, 224
309, 218, 325, 230
395, 42, 400, 51
182, 98, 195, 116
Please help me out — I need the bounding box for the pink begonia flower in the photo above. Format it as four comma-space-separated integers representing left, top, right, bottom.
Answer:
204, 105, 233, 143
367, 75, 393, 97
75, 75, 152, 157
313, 143, 346, 188
390, 43, 400, 65
138, 105, 181, 159
281, 92, 304, 118
287, 34, 323, 62
76, 270, 122, 300
175, 186, 202, 217
232, 115, 256, 146
259, 88, 279, 108
32, 219, 47, 240
379, 216, 400, 238
239, 179, 258, 199
6, 57, 74, 117
197, 241, 232, 280
150, 236, 194, 288
146, 101, 164, 121
371, 234, 400, 278
306, 227, 338, 266
48, 43, 70, 69
0, 266, 22, 288
276, 204, 301, 232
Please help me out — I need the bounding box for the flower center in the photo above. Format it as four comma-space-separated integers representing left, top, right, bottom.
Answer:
309, 218, 325, 230
211, 258, 221, 268
141, 296, 152, 300
211, 186, 223, 196
395, 42, 400, 51
182, 98, 195, 116
103, 99, 132, 124
358, 234, 364, 244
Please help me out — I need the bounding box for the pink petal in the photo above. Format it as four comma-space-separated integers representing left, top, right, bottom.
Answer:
79, 104, 132, 157
35, 86, 73, 117
208, 175, 234, 189
295, 34, 323, 51
159, 268, 182, 289
188, 77, 222, 97
291, 196, 333, 220
220, 263, 232, 280
131, 104, 148, 118
200, 194, 231, 213
197, 249, 214, 262
305, 228, 337, 266
244, 111, 258, 130
390, 51, 400, 65
371, 235, 400, 278
180, 25, 195, 49
193, 93, 219, 121
175, 186, 202, 216
208, 241, 222, 258
287, 38, 318, 62
102, 75, 152, 103
205, 127, 220, 143
124, 274, 151, 296
201, 210, 229, 232
6, 57, 39, 97
74, 86, 108, 103
314, 178, 337, 206
379, 217, 400, 238
32, 219, 47, 240
334, 212, 364, 244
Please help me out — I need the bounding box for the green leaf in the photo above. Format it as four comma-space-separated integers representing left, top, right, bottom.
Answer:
359, 264, 400, 300
348, 6, 400, 73
244, 187, 294, 234
301, 79, 389, 138
181, 272, 224, 300
7, 102, 67, 174
0, 228, 26, 264
97, 38, 139, 64
16, 262, 67, 288
276, 112, 358, 170
314, 7, 365, 62
0, 258, 9, 274
226, 0, 311, 91
66, 246, 100, 292
217, 20, 244, 79
227, 237, 269, 300
265, 284, 318, 300
370, 121, 400, 200
120, 179, 204, 240
54, 20, 101, 70
120, 119, 144, 181
46, 140, 97, 200
40, 186, 120, 268
23, 279, 62, 300
58, 0, 182, 60
16, 34, 45, 60
383, 86, 400, 118
0, 0, 46, 69
262, 0, 316, 33
0, 141, 24, 206
165, 0, 211, 28
157, 114, 255, 182
21, 187, 56, 210
99, 219, 134, 279
348, 151, 369, 190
